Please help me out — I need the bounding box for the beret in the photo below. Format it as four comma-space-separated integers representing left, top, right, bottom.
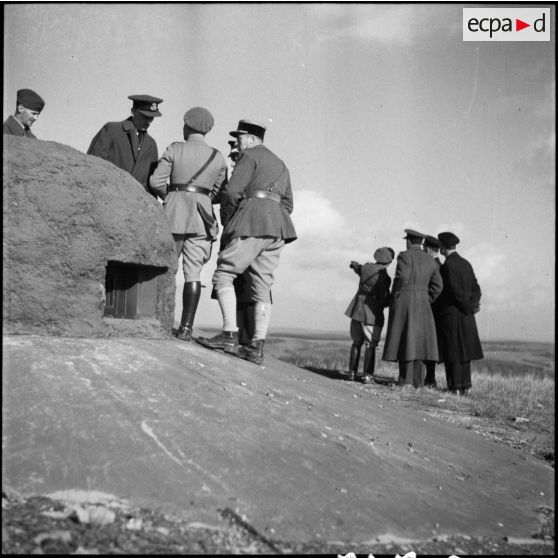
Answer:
17, 89, 45, 111
184, 106, 214, 134
438, 231, 460, 248
374, 247, 394, 265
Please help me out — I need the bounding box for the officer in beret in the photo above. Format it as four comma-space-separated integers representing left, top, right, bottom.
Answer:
87, 94, 163, 193
197, 119, 297, 365
3, 88, 45, 139
149, 107, 227, 341
382, 229, 443, 388
423, 235, 443, 388
344, 247, 394, 384
436, 232, 484, 396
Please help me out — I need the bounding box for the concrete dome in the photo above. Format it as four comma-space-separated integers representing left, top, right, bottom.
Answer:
3, 135, 177, 337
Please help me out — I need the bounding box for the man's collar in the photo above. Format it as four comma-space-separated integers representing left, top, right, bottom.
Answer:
185, 133, 205, 142
123, 118, 137, 132
11, 115, 26, 130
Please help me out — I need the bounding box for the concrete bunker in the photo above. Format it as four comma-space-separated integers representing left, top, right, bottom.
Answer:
3, 136, 177, 337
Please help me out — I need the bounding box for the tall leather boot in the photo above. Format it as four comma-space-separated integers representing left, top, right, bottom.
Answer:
347, 344, 361, 381
361, 347, 376, 384
176, 281, 201, 341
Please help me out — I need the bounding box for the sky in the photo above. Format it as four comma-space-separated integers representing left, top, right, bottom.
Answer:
3, 3, 555, 342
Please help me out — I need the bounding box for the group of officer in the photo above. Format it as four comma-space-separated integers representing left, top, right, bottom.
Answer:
345, 229, 484, 395
4, 89, 483, 381
3, 89, 296, 366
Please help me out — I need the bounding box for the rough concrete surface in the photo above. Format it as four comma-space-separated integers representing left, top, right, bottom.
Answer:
2, 333, 554, 546
3, 136, 176, 337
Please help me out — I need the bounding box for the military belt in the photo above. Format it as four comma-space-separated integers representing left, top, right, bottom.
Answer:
245, 190, 281, 203
169, 184, 211, 195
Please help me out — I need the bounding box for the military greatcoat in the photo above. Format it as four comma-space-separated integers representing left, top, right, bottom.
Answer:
87, 117, 158, 191
3, 115, 37, 138
344, 263, 391, 326
382, 245, 443, 362
436, 251, 484, 364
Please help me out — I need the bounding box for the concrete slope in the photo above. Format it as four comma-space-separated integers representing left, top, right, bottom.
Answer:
2, 334, 553, 544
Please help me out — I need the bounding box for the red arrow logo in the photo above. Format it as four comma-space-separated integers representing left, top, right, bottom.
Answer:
516, 19, 530, 31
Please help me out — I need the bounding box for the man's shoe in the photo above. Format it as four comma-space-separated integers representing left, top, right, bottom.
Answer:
345, 371, 355, 381
361, 375, 374, 384
175, 325, 193, 342
196, 330, 239, 350
244, 339, 265, 365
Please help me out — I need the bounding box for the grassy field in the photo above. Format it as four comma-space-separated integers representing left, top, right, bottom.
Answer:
264, 332, 555, 467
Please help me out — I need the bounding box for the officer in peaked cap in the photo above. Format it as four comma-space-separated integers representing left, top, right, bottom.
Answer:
197, 116, 297, 366
382, 227, 443, 388
423, 234, 443, 388
436, 231, 483, 396
3, 88, 46, 139
87, 94, 163, 193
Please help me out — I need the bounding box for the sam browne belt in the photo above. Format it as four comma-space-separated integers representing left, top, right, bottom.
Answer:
169, 184, 211, 195
245, 190, 281, 203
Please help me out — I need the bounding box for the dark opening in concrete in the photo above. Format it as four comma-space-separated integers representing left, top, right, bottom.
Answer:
104, 262, 168, 319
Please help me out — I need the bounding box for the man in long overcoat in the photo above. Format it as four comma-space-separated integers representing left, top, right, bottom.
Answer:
436, 232, 484, 395
3, 89, 45, 139
382, 229, 443, 388
149, 107, 228, 341
87, 95, 162, 194
197, 119, 297, 365
344, 247, 394, 383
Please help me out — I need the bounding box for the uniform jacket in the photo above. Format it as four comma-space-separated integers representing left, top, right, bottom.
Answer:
149, 135, 227, 239
3, 115, 37, 138
382, 245, 443, 361
87, 117, 158, 191
436, 251, 484, 364
220, 144, 297, 245
344, 262, 391, 326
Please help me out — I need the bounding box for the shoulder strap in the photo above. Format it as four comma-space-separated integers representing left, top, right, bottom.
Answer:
185, 148, 218, 187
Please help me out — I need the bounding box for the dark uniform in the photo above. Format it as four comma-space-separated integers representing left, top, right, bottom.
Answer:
344, 247, 393, 383
198, 119, 297, 364
87, 95, 162, 193
436, 232, 484, 395
3, 89, 45, 139
382, 230, 443, 388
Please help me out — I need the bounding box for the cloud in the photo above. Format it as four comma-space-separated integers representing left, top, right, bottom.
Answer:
281, 189, 371, 304
308, 4, 458, 46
